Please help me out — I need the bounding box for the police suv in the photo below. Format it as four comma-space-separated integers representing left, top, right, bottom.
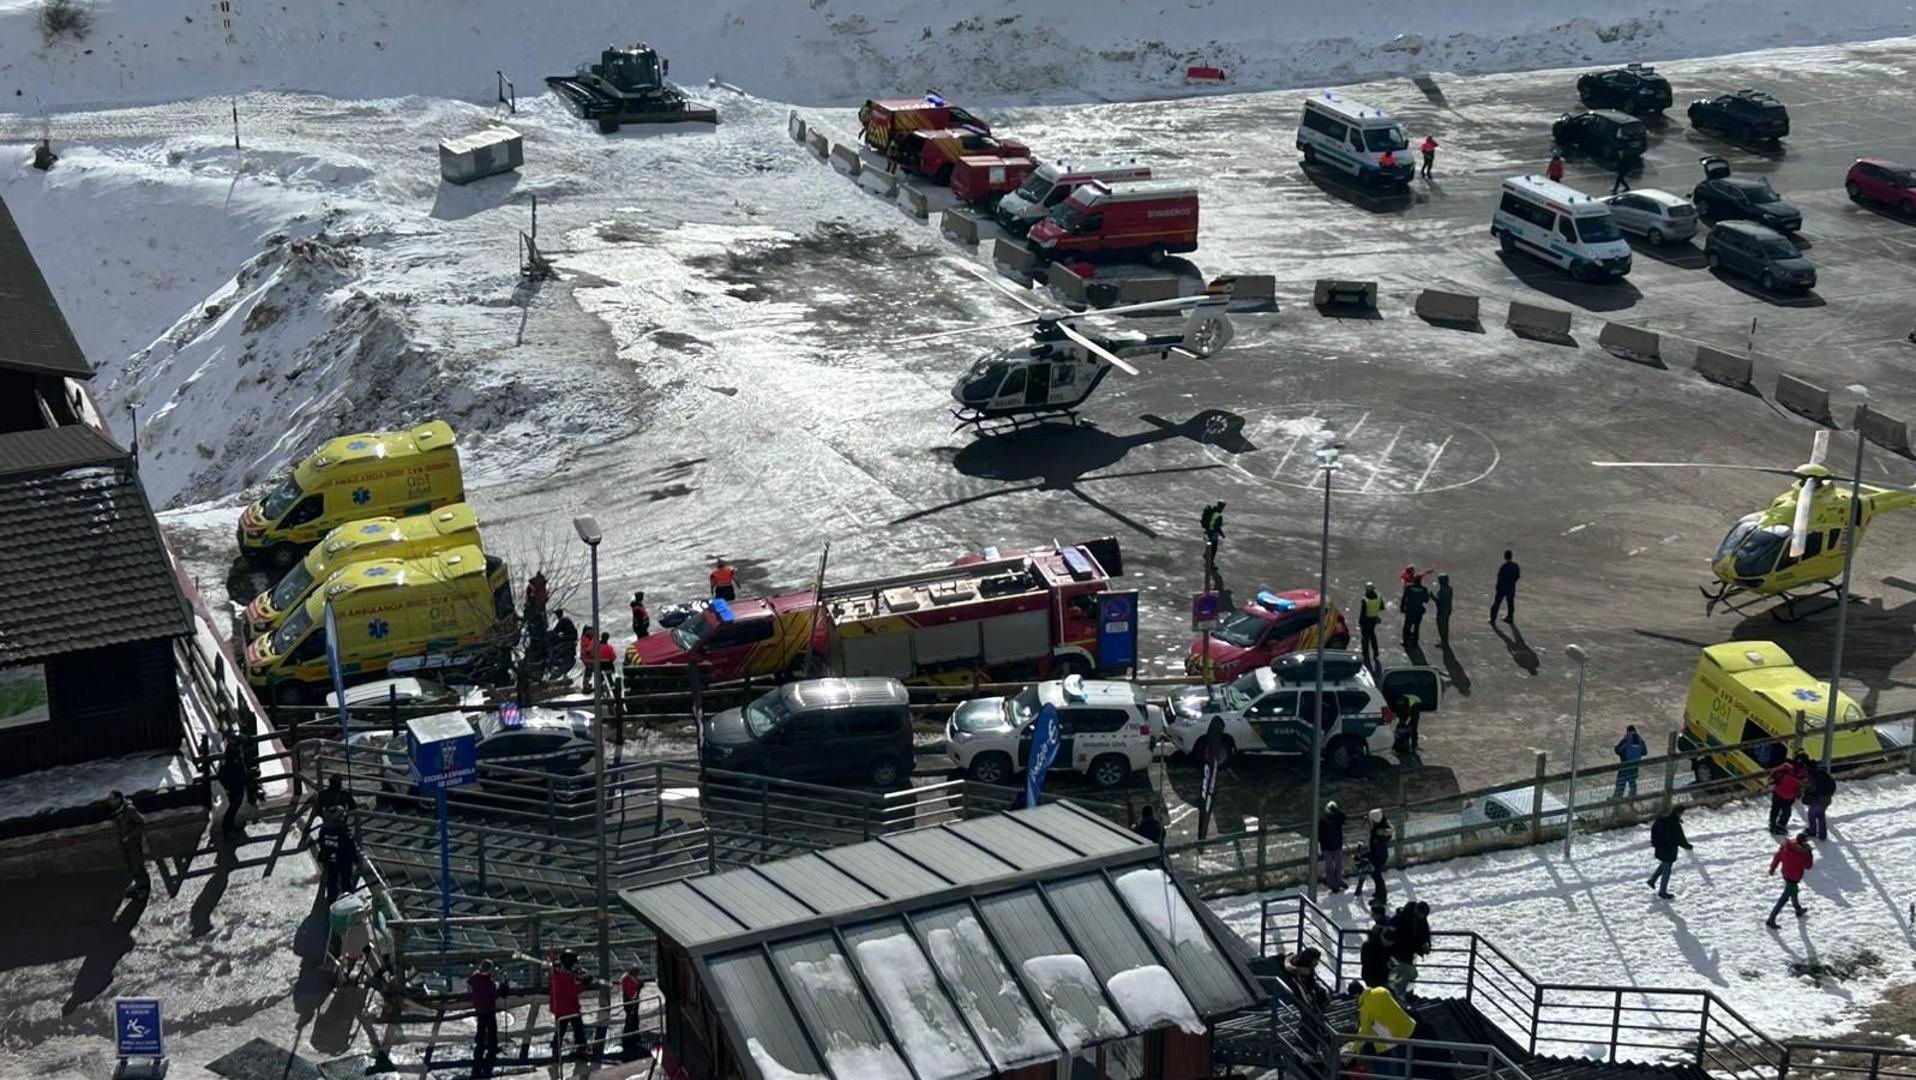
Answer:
1161, 651, 1440, 771
945, 675, 1160, 790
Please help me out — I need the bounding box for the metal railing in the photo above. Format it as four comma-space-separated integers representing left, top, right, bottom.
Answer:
1782, 1042, 1916, 1080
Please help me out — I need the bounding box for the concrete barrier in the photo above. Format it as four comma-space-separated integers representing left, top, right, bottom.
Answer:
1051, 262, 1091, 307
1506, 300, 1573, 340
1313, 278, 1377, 310
788, 111, 806, 143
856, 167, 897, 196
1119, 276, 1180, 304
993, 238, 1040, 273
1692, 345, 1754, 390
805, 129, 828, 158
829, 143, 862, 177
1775, 372, 1833, 425
1209, 274, 1277, 312
1414, 289, 1480, 325
901, 185, 929, 219
941, 208, 980, 245
1597, 322, 1662, 365
1856, 408, 1912, 454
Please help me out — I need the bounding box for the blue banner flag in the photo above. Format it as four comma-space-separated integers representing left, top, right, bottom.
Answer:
1026, 703, 1061, 808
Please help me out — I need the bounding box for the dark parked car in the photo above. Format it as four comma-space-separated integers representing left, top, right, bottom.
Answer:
1705, 220, 1816, 292
1552, 110, 1648, 163
1693, 156, 1802, 233
1845, 158, 1916, 215
1577, 64, 1673, 113
1687, 89, 1789, 144
701, 677, 915, 789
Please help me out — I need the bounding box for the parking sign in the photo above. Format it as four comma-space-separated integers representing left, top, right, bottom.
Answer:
114, 998, 163, 1058
1191, 591, 1221, 631
1097, 592, 1139, 668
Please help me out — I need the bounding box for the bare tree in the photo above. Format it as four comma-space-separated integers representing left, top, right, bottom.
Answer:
38, 0, 92, 44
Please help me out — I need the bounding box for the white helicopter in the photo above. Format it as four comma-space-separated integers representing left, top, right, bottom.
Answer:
903, 266, 1236, 432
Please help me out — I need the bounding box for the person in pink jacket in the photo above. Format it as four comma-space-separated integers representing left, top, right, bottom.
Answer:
1768, 757, 1807, 834
1767, 831, 1814, 929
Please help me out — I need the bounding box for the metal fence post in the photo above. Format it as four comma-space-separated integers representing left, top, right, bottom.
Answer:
1530, 753, 1548, 843
477, 832, 488, 892
1609, 989, 1623, 1062
1662, 731, 1681, 813
1697, 993, 1712, 1069
1792, 710, 1808, 758
654, 761, 666, 835
1255, 796, 1270, 891
1529, 983, 1542, 1057
1466, 936, 1478, 1002
706, 830, 718, 874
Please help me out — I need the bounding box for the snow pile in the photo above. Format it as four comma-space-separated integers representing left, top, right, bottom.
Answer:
1214, 773, 1916, 1042
3, 0, 1914, 110
1115, 867, 1211, 950
1021, 954, 1128, 1052
0, 751, 190, 819
853, 931, 993, 1080
787, 953, 914, 1079
1105, 964, 1207, 1036
923, 915, 1058, 1067
747, 1038, 826, 1080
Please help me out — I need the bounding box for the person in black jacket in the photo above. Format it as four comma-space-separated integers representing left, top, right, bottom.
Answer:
1134, 805, 1164, 845
1318, 801, 1348, 893
1388, 904, 1422, 998
1281, 946, 1330, 1018
317, 818, 359, 904
1801, 762, 1835, 841
1400, 576, 1430, 647
1360, 924, 1394, 989
1646, 806, 1691, 899
217, 733, 252, 842
1364, 809, 1393, 904
1490, 550, 1520, 624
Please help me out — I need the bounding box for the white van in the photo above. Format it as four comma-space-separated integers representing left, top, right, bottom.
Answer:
996, 160, 1152, 233
1296, 93, 1414, 186
1490, 175, 1634, 280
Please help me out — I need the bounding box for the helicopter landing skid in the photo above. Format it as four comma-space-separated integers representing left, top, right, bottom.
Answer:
1701, 580, 1855, 623
951, 407, 1082, 434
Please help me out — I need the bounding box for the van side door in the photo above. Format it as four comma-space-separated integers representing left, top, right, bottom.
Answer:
840, 707, 910, 784
775, 711, 840, 782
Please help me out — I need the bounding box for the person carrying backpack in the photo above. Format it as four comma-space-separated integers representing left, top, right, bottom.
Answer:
1801, 759, 1835, 841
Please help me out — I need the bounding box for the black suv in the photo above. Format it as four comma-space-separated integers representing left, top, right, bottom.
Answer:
1577, 64, 1673, 113
1687, 90, 1789, 144
1692, 156, 1802, 233
1552, 110, 1648, 163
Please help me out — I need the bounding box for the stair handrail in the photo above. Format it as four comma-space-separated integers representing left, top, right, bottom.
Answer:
1781, 1039, 1916, 1080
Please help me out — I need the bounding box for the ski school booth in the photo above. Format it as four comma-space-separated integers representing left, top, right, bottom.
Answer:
621, 801, 1263, 1080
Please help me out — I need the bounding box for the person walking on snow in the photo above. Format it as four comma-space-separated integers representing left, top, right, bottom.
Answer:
1420, 135, 1438, 180
710, 558, 738, 601
1490, 550, 1520, 624
217, 733, 252, 841
1360, 923, 1394, 989
1318, 801, 1348, 893
469, 960, 504, 1067
1201, 501, 1227, 592
317, 816, 358, 904
1613, 725, 1649, 798
1358, 583, 1385, 673
1364, 809, 1393, 904
1646, 805, 1691, 898
547, 950, 590, 1060
108, 790, 150, 900
1767, 831, 1814, 928
1769, 755, 1807, 834
1802, 757, 1836, 841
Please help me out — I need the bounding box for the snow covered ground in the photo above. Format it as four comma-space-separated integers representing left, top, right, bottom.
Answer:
4, 0, 1916, 109
1213, 773, 1916, 1044
0, 752, 190, 819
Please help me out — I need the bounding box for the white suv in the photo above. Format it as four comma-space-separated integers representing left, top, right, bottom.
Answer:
945, 676, 1161, 790
1161, 650, 1440, 770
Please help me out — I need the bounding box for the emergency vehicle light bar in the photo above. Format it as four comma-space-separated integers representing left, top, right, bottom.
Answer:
710, 598, 736, 623
1255, 591, 1295, 611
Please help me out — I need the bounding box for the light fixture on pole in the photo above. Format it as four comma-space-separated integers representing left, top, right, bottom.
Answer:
1822, 385, 1869, 770
1562, 643, 1588, 858
1305, 427, 1341, 903
572, 514, 610, 1005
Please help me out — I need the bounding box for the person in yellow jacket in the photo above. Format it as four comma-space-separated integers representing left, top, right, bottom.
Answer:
1347, 984, 1416, 1077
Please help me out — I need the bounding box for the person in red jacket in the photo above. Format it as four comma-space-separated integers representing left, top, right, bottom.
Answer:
1769, 757, 1807, 834
1767, 831, 1814, 928
1420, 135, 1438, 180
1546, 153, 1565, 183
547, 949, 589, 1060
620, 963, 647, 1059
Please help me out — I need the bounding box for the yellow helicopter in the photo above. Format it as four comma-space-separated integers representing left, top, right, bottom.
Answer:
1595, 430, 1916, 621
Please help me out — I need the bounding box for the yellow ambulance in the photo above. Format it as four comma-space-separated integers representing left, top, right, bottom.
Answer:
244, 545, 514, 705
237, 421, 463, 567
1679, 641, 1882, 780
244, 503, 483, 635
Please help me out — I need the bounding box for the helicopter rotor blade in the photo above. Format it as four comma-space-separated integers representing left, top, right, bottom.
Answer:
1815, 474, 1916, 496
1809, 429, 1830, 469
897, 315, 1045, 344
948, 258, 1055, 316
1058, 322, 1140, 375
1591, 461, 1805, 478
1789, 476, 1817, 558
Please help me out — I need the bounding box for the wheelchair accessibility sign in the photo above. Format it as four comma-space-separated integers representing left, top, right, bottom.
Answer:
114, 998, 163, 1057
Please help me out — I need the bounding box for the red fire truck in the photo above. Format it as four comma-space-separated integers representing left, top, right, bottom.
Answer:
624, 538, 1127, 685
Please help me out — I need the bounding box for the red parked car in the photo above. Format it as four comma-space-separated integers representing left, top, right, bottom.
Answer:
1845, 158, 1916, 216
1186, 589, 1349, 681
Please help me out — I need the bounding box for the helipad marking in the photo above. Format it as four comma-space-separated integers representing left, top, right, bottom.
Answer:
1414, 435, 1453, 492
1363, 426, 1404, 493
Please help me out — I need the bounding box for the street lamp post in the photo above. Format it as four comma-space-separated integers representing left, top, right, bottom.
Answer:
1306, 429, 1341, 903
1563, 643, 1588, 858
1822, 386, 1870, 770
573, 515, 610, 1011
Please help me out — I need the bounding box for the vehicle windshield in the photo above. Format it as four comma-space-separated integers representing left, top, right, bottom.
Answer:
259, 477, 302, 521
268, 563, 317, 611
267, 606, 315, 656
1004, 687, 1042, 729
1576, 215, 1623, 243
1012, 173, 1054, 202
1049, 201, 1087, 232
1212, 610, 1270, 648
960, 359, 1009, 403
670, 614, 711, 652
1715, 514, 1762, 561
1221, 670, 1264, 710
1732, 524, 1791, 578
1363, 125, 1409, 153
1744, 184, 1780, 204
742, 690, 791, 738
1890, 169, 1916, 187
1761, 237, 1802, 258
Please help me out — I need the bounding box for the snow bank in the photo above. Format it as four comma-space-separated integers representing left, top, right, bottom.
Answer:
0, 751, 190, 819
923, 914, 1058, 1067
747, 1038, 826, 1080
4, 0, 1915, 110
1105, 964, 1207, 1036
1021, 953, 1128, 1052
852, 930, 993, 1080
1115, 867, 1210, 950
1214, 773, 1916, 1042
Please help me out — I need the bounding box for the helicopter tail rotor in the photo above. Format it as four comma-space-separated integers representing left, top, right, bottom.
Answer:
1170, 308, 1235, 359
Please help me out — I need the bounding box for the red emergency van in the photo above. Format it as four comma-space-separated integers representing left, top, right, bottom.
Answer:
1026, 181, 1199, 262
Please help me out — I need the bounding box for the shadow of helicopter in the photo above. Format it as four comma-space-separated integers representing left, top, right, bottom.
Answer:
892, 409, 1254, 537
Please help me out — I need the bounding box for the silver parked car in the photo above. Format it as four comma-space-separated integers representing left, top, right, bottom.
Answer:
1600, 188, 1699, 244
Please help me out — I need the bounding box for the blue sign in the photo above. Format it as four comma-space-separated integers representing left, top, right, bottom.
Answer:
408, 714, 478, 794
115, 998, 163, 1058
1192, 591, 1220, 631
1026, 703, 1061, 808
1097, 592, 1139, 669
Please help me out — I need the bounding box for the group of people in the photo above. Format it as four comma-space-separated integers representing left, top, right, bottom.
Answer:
1317, 802, 1395, 906
518, 557, 741, 687
1356, 550, 1520, 672
1277, 898, 1433, 1077
466, 951, 649, 1070
1545, 150, 1634, 195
